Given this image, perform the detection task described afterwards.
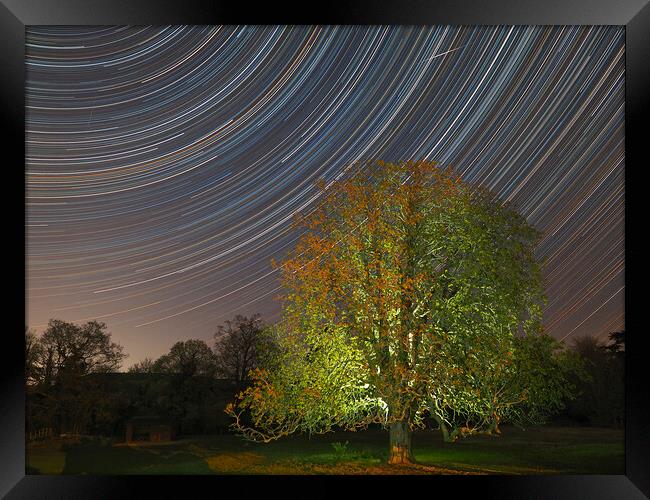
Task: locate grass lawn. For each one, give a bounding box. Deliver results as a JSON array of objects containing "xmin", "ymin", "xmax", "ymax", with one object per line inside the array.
[{"xmin": 25, "ymin": 425, "xmax": 624, "ymax": 475}]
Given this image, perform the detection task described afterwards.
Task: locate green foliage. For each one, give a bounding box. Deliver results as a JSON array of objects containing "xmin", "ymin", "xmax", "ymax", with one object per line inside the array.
[
  {"xmin": 227, "ymin": 322, "xmax": 383, "ymax": 442},
  {"xmin": 226, "ymin": 160, "xmax": 572, "ymax": 451},
  {"xmin": 330, "ymin": 441, "xmax": 350, "ymax": 460}
]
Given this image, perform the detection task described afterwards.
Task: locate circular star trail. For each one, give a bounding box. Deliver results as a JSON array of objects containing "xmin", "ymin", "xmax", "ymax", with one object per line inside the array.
[{"xmin": 25, "ymin": 26, "xmax": 625, "ymax": 366}]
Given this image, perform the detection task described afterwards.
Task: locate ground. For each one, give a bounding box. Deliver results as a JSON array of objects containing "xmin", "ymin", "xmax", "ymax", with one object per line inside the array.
[{"xmin": 25, "ymin": 425, "xmax": 624, "ymax": 475}]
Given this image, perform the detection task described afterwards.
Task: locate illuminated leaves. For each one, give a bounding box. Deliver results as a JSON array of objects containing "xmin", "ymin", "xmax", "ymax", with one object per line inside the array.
[{"xmin": 227, "ymin": 160, "xmax": 560, "ymax": 442}]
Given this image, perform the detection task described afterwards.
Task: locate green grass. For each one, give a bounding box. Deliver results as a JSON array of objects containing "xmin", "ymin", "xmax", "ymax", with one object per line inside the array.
[
  {"xmin": 25, "ymin": 445, "xmax": 66, "ymax": 474},
  {"xmin": 410, "ymin": 426, "xmax": 624, "ymax": 474},
  {"xmin": 26, "ymin": 425, "xmax": 624, "ymax": 475}
]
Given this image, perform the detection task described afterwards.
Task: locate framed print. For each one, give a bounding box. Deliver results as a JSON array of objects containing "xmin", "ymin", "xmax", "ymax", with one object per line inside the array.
[{"xmin": 1, "ymin": 0, "xmax": 648, "ymax": 498}]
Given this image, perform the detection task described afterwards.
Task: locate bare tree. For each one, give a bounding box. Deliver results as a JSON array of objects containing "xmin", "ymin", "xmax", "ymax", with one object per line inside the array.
[
  {"xmin": 38, "ymin": 319, "xmax": 126, "ymax": 382},
  {"xmin": 128, "ymin": 357, "xmax": 156, "ymax": 373},
  {"xmin": 27, "ymin": 319, "xmax": 126, "ymax": 435},
  {"xmin": 213, "ymin": 314, "xmax": 269, "ymax": 383},
  {"xmin": 25, "ymin": 327, "xmax": 44, "ymax": 386}
]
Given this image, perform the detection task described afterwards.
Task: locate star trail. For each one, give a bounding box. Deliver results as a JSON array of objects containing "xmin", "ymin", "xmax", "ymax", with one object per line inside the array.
[{"xmin": 25, "ymin": 26, "xmax": 625, "ymax": 367}]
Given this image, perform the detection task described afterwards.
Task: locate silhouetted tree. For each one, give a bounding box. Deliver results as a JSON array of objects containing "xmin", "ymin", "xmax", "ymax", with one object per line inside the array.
[
  {"xmin": 153, "ymin": 339, "xmax": 217, "ymax": 377},
  {"xmin": 150, "ymin": 339, "xmax": 218, "ymax": 434},
  {"xmin": 25, "ymin": 327, "xmax": 43, "ymax": 386},
  {"xmin": 213, "ymin": 314, "xmax": 271, "ymax": 383},
  {"xmin": 127, "ymin": 357, "xmax": 156, "ymax": 374},
  {"xmin": 605, "ymin": 330, "xmax": 625, "ymax": 356},
  {"xmin": 566, "ymin": 332, "xmax": 624, "ymax": 428},
  {"xmin": 26, "ymin": 319, "xmax": 126, "ymax": 435},
  {"xmin": 38, "ymin": 320, "xmax": 126, "ymax": 379}
]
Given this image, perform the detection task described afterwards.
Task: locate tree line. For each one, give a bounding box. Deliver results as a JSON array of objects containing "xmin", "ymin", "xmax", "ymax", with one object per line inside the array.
[
  {"xmin": 126, "ymin": 314, "xmax": 273, "ymax": 382},
  {"xmin": 25, "ymin": 316, "xmax": 624, "ymax": 440},
  {"xmin": 559, "ymin": 331, "xmax": 625, "ymax": 428},
  {"xmin": 25, "ymin": 314, "xmax": 272, "ymax": 437}
]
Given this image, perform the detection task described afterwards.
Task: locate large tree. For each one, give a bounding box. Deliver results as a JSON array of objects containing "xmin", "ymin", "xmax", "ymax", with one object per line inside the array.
[
  {"xmin": 227, "ymin": 160, "xmax": 553, "ymax": 464},
  {"xmin": 27, "ymin": 319, "xmax": 126, "ymax": 434},
  {"xmin": 37, "ymin": 319, "xmax": 126, "ymax": 383}
]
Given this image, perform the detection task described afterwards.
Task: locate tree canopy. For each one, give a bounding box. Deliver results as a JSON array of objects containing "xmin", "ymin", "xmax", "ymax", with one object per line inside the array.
[
  {"xmin": 25, "ymin": 319, "xmax": 126, "ymax": 435},
  {"xmin": 152, "ymin": 339, "xmax": 217, "ymax": 378},
  {"xmin": 564, "ymin": 333, "xmax": 624, "ymax": 427},
  {"xmin": 226, "ymin": 160, "xmax": 571, "ymax": 464},
  {"xmin": 35, "ymin": 319, "xmax": 126, "ymax": 384},
  {"xmin": 213, "ymin": 314, "xmax": 273, "ymax": 383}
]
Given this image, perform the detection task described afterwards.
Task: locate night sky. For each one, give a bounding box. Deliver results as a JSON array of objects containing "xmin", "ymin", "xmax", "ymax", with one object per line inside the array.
[{"xmin": 25, "ymin": 26, "xmax": 625, "ymax": 368}]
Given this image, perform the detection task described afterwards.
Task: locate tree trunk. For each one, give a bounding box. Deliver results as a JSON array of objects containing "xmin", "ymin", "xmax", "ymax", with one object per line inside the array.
[
  {"xmin": 441, "ymin": 420, "xmax": 455, "ymax": 442},
  {"xmin": 431, "ymin": 412, "xmax": 460, "ymax": 443},
  {"xmin": 493, "ymin": 414, "xmax": 501, "ymax": 434},
  {"xmin": 388, "ymin": 420, "xmax": 415, "ymax": 464},
  {"xmin": 486, "ymin": 414, "xmax": 501, "ymax": 436}
]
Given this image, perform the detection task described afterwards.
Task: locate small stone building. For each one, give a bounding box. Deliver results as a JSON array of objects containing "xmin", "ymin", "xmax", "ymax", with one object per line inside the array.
[{"xmin": 125, "ymin": 416, "xmax": 177, "ymax": 443}]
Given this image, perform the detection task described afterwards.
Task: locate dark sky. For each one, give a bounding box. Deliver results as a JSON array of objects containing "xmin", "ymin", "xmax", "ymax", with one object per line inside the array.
[{"xmin": 25, "ymin": 26, "xmax": 625, "ymax": 368}]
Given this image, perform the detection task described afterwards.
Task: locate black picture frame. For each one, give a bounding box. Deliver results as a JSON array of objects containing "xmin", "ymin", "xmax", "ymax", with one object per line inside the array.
[{"xmin": 2, "ymin": 1, "xmax": 648, "ymax": 498}]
